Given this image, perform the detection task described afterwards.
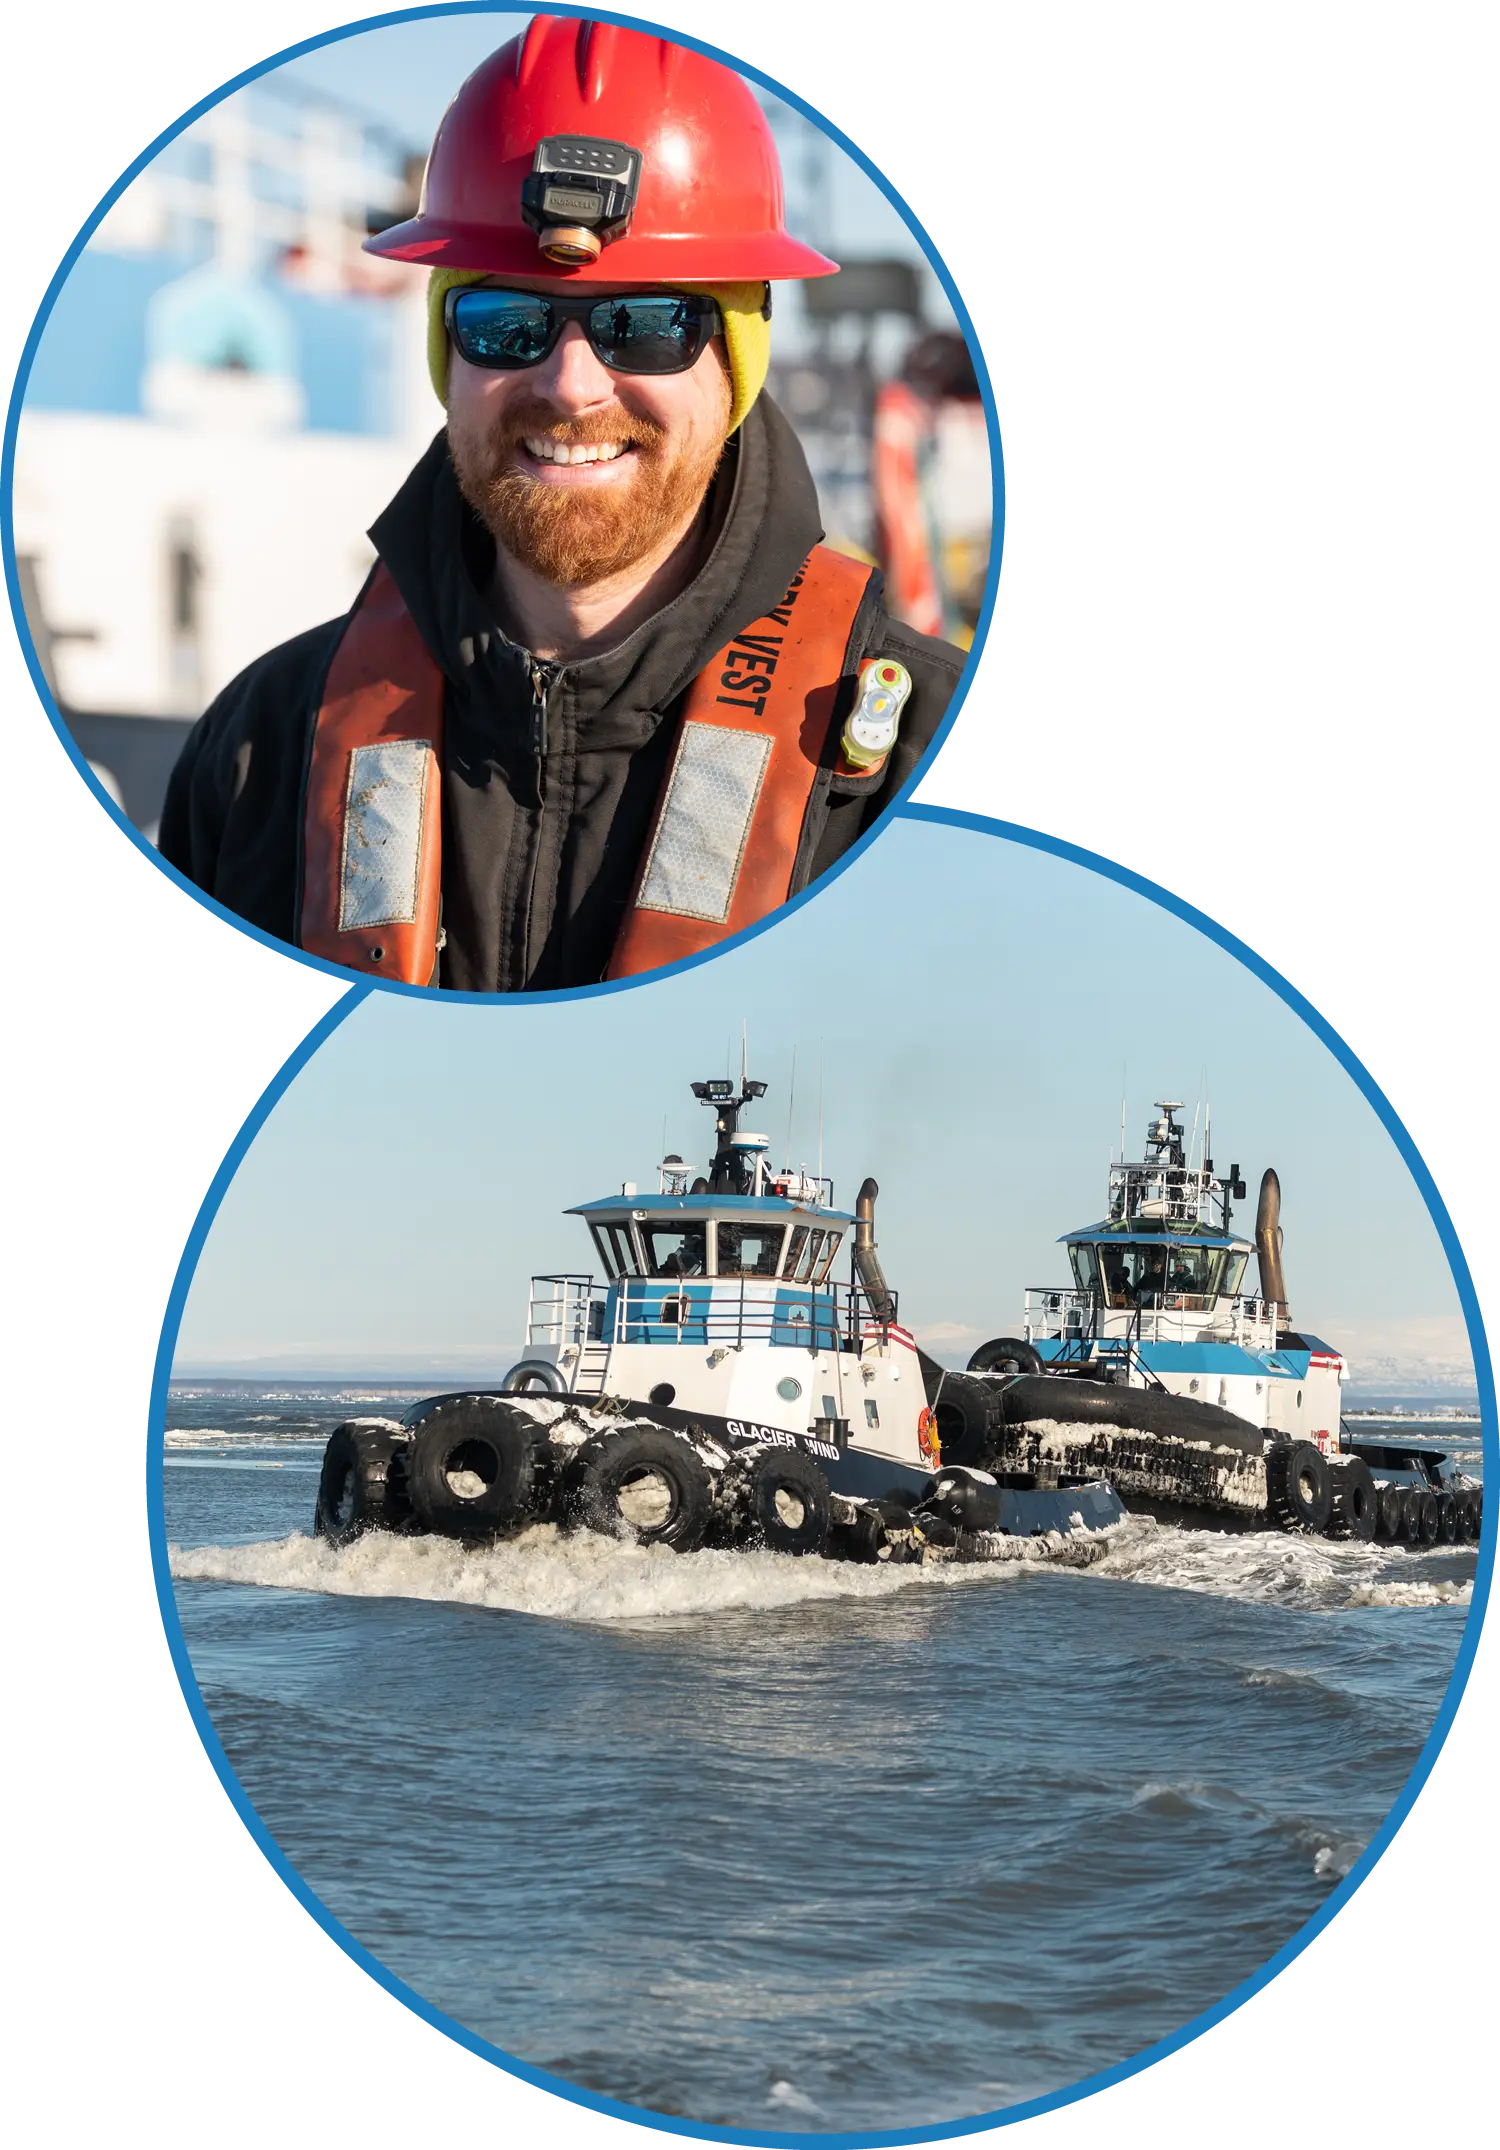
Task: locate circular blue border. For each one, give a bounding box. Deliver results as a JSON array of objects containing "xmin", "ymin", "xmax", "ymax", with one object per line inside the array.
[
  {"xmin": 146, "ymin": 800, "xmax": 1496, "ymax": 2147},
  {"xmin": 1, "ymin": 1, "xmax": 1005, "ymax": 1007}
]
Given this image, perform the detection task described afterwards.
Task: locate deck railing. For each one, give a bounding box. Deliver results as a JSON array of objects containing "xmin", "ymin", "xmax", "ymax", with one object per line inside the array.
[
  {"xmin": 525, "ymin": 1271, "xmax": 900, "ymax": 1361},
  {"xmin": 1023, "ymin": 1286, "xmax": 1279, "ymax": 1351}
]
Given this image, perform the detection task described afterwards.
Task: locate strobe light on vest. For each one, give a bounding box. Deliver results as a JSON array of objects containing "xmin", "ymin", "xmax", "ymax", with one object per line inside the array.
[
  {"xmin": 521, "ymin": 136, "xmax": 643, "ymax": 264},
  {"xmin": 842, "ymin": 658, "xmax": 912, "ymax": 771}
]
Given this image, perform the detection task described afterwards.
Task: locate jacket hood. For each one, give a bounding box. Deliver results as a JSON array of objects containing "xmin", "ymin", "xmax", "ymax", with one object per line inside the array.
[{"xmin": 367, "ymin": 394, "xmax": 825, "ymax": 749}]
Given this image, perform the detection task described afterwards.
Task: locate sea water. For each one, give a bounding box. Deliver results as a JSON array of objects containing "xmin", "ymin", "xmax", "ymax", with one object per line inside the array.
[{"xmin": 162, "ymin": 1385, "xmax": 1483, "ymax": 2134}]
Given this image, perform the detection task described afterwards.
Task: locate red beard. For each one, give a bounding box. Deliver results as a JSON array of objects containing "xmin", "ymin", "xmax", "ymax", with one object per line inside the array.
[{"xmin": 449, "ymin": 390, "xmax": 730, "ymax": 589}]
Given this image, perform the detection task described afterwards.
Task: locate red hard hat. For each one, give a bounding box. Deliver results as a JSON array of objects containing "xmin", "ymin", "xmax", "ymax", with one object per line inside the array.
[{"xmin": 364, "ymin": 15, "xmax": 838, "ymax": 282}]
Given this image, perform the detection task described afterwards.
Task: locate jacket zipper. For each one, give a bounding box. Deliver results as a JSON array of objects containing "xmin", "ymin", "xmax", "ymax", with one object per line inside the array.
[{"xmin": 516, "ymin": 653, "xmax": 563, "ymax": 986}]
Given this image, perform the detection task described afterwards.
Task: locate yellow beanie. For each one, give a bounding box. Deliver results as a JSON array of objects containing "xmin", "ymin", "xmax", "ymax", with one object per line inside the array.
[{"xmin": 426, "ymin": 270, "xmax": 771, "ymax": 435}]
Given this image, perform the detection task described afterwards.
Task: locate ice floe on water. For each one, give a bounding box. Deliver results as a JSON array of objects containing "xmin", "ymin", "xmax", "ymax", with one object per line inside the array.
[
  {"xmin": 164, "ymin": 1428, "xmax": 323, "ymax": 1449},
  {"xmin": 766, "ymin": 2080, "xmax": 826, "ymax": 2119}
]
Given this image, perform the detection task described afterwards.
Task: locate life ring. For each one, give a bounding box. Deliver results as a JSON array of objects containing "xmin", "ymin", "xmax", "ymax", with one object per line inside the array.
[
  {"xmin": 500, "ymin": 1359, "xmax": 568, "ymax": 1395},
  {"xmin": 917, "ymin": 1406, "xmax": 941, "ymax": 1464}
]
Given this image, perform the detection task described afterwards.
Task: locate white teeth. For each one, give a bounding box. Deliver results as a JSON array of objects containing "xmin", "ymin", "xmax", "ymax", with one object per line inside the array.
[{"xmin": 522, "ymin": 437, "xmax": 626, "ymax": 465}]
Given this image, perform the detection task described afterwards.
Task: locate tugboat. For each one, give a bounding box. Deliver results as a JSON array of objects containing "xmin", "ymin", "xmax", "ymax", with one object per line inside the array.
[
  {"xmin": 312, "ymin": 1070, "xmax": 1125, "ymax": 1562},
  {"xmin": 955, "ymin": 1102, "xmax": 1483, "ymax": 1546}
]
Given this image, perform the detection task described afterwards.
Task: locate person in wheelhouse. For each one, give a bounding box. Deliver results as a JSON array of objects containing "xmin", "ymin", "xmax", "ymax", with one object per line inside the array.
[{"xmin": 159, "ymin": 16, "xmax": 970, "ymax": 991}]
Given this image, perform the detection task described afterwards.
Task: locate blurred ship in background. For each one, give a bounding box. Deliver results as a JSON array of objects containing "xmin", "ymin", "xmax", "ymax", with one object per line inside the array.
[{"xmin": 14, "ymin": 75, "xmax": 992, "ymax": 838}]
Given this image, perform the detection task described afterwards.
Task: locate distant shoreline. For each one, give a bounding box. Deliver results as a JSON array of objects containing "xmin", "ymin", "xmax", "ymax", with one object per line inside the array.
[{"xmin": 166, "ymin": 1373, "xmax": 1483, "ymax": 1421}]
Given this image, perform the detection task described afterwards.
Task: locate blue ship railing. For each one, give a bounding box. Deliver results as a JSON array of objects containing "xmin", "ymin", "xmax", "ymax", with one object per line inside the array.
[{"xmin": 525, "ymin": 1272, "xmax": 900, "ymax": 1356}]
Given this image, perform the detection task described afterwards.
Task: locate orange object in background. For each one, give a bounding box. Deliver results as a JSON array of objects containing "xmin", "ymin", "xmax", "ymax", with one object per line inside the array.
[
  {"xmin": 872, "ymin": 378, "xmax": 944, "ymax": 638},
  {"xmin": 872, "ymin": 331, "xmax": 989, "ymax": 645}
]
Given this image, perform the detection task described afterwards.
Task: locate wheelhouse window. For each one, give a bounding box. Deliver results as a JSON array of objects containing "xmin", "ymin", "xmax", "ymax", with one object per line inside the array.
[
  {"xmin": 1222, "ymin": 1252, "xmax": 1249, "ymax": 1297},
  {"xmin": 1096, "ymin": 1242, "xmax": 1225, "ymax": 1306},
  {"xmin": 784, "ymin": 1226, "xmax": 825, "ymax": 1283},
  {"xmin": 639, "ymin": 1223, "xmax": 709, "ymax": 1277},
  {"xmin": 1163, "ymin": 1246, "xmax": 1225, "ymax": 1298},
  {"xmin": 1068, "ymin": 1242, "xmax": 1100, "ymax": 1295},
  {"xmin": 715, "ymin": 1222, "xmax": 787, "ymax": 1276},
  {"xmin": 589, "ymin": 1222, "xmax": 642, "ymax": 1279},
  {"xmin": 813, "ymin": 1231, "xmax": 843, "ymax": 1284}
]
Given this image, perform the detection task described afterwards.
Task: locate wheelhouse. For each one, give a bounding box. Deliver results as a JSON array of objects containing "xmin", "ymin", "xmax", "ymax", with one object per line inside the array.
[
  {"xmin": 1066, "ymin": 1232, "xmax": 1251, "ymax": 1313},
  {"xmin": 1024, "ymin": 1102, "xmax": 1274, "ymax": 1350},
  {"xmin": 576, "ymin": 1197, "xmax": 850, "ymax": 1287}
]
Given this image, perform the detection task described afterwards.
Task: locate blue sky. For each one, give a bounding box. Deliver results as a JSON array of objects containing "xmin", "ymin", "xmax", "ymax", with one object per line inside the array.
[{"xmin": 175, "ymin": 818, "xmax": 1468, "ymax": 1378}]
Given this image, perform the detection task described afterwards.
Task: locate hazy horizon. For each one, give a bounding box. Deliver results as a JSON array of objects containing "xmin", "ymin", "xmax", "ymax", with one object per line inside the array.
[{"xmin": 171, "ymin": 821, "xmax": 1481, "ymax": 1402}]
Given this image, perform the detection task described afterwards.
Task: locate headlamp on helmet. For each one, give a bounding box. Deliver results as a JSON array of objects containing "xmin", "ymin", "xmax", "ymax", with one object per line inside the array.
[{"xmin": 521, "ymin": 136, "xmax": 643, "ymax": 265}]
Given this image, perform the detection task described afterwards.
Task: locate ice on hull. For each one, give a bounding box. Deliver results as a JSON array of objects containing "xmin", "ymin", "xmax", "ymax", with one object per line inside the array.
[
  {"xmin": 313, "ymin": 1067, "xmax": 1127, "ymax": 1565},
  {"xmin": 965, "ymin": 1103, "xmax": 1482, "ymax": 1545}
]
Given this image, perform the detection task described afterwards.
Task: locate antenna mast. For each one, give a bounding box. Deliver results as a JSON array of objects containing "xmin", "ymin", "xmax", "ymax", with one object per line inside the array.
[{"xmin": 816, "ymin": 1052, "xmax": 824, "ymax": 1190}]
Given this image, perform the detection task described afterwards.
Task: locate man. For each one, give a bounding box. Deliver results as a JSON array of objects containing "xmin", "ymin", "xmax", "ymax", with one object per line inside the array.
[{"xmin": 159, "ymin": 17, "xmax": 971, "ymax": 990}]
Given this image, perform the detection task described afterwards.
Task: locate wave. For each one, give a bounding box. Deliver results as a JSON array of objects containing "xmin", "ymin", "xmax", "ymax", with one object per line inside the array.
[
  {"xmin": 165, "ymin": 1517, "xmax": 1136, "ymax": 1624},
  {"xmin": 167, "ymin": 1504, "xmax": 1476, "ymax": 1622},
  {"xmin": 1084, "ymin": 1515, "xmax": 1475, "ymax": 1612},
  {"xmin": 170, "ymin": 1525, "xmax": 970, "ymax": 1622},
  {"xmin": 1125, "ymin": 1774, "xmax": 1367, "ymax": 1878}
]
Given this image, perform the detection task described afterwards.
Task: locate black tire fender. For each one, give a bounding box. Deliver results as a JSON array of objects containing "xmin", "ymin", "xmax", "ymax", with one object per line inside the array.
[
  {"xmin": 928, "ymin": 1371, "xmax": 1007, "ymax": 1468},
  {"xmin": 1415, "ymin": 1490, "xmax": 1441, "ymax": 1547},
  {"xmin": 1334, "ymin": 1457, "xmax": 1379, "ymax": 1541},
  {"xmin": 1461, "ymin": 1487, "xmax": 1485, "ymax": 1543},
  {"xmin": 314, "ymin": 1420, "xmax": 413, "ymax": 1546},
  {"xmin": 1400, "ymin": 1487, "xmax": 1426, "ymax": 1546},
  {"xmin": 923, "ymin": 1468, "xmax": 1004, "ymax": 1534},
  {"xmin": 1376, "ymin": 1482, "xmax": 1405, "ymax": 1541},
  {"xmin": 566, "ymin": 1423, "xmax": 715, "ymax": 1551},
  {"xmin": 831, "ymin": 1499, "xmax": 916, "ymax": 1565},
  {"xmin": 1433, "ymin": 1491, "xmax": 1460, "ymax": 1545},
  {"xmin": 406, "ymin": 1394, "xmax": 551, "ymax": 1539},
  {"xmin": 1270, "ymin": 1440, "xmax": 1334, "ymax": 1534},
  {"xmin": 967, "ymin": 1336, "xmax": 1044, "ymax": 1377},
  {"xmin": 732, "ymin": 1445, "xmax": 831, "ymax": 1556}
]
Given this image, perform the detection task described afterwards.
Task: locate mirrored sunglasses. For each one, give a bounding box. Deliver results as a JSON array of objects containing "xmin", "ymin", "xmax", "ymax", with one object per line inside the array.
[{"xmin": 444, "ymin": 287, "xmax": 724, "ymax": 376}]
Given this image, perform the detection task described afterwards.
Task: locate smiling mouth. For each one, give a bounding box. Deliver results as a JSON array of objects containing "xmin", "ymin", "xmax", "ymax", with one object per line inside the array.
[{"xmin": 520, "ymin": 436, "xmax": 632, "ymax": 467}]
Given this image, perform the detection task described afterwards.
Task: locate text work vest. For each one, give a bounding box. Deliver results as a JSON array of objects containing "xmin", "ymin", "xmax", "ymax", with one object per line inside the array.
[{"xmin": 297, "ymin": 546, "xmax": 877, "ymax": 986}]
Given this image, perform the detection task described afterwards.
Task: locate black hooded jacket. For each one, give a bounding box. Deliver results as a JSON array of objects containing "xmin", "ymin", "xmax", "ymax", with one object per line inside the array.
[{"xmin": 158, "ymin": 395, "xmax": 966, "ymax": 990}]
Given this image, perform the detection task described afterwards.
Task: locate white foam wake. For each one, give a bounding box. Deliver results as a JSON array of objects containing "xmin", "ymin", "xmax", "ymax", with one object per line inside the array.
[
  {"xmin": 1087, "ymin": 1515, "xmax": 1475, "ymax": 1611},
  {"xmin": 167, "ymin": 1516, "xmax": 1473, "ymax": 1623},
  {"xmin": 169, "ymin": 1524, "xmax": 968, "ymax": 1622}
]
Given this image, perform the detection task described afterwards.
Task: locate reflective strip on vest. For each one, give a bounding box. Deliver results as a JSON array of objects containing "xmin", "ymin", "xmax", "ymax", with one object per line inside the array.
[
  {"xmin": 605, "ymin": 546, "xmax": 872, "ymax": 978},
  {"xmin": 298, "ymin": 563, "xmax": 444, "ymax": 984},
  {"xmin": 298, "ymin": 545, "xmax": 875, "ymax": 987}
]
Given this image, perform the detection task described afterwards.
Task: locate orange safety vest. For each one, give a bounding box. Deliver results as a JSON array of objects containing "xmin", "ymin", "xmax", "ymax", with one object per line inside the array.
[{"xmin": 297, "ymin": 545, "xmax": 879, "ymax": 986}]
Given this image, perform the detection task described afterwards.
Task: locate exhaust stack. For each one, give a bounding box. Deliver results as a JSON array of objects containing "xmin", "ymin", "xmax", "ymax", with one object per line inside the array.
[
  {"xmin": 853, "ymin": 1178, "xmax": 896, "ymax": 1321},
  {"xmin": 1255, "ymin": 1168, "xmax": 1289, "ymax": 1324}
]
